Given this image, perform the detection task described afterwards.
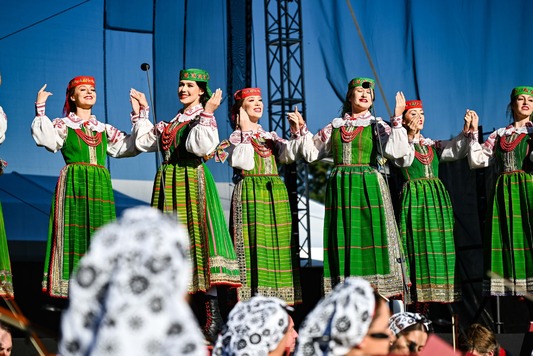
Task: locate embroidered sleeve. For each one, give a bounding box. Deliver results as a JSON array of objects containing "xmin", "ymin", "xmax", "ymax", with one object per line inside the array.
[
  {"xmin": 468, "ymin": 130, "xmax": 496, "ymax": 168},
  {"xmin": 105, "ymin": 123, "xmax": 140, "ymax": 158},
  {"xmin": 185, "ymin": 111, "xmax": 220, "ymax": 156},
  {"xmin": 31, "ymin": 105, "xmax": 67, "ymax": 153},
  {"xmin": 436, "ymin": 131, "xmax": 470, "ymax": 162},
  {"xmin": 228, "ymin": 130, "xmax": 255, "ymax": 170}
]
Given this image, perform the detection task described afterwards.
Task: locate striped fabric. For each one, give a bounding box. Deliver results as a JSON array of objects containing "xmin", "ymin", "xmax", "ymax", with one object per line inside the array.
[
  {"xmin": 399, "ymin": 144, "xmax": 460, "ymax": 303},
  {"xmin": 485, "ymin": 136, "xmax": 533, "ymax": 296},
  {"xmin": 0, "ymin": 202, "xmax": 13, "ymax": 299},
  {"xmin": 231, "ymin": 148, "xmax": 302, "ymax": 305},
  {"xmin": 42, "ymin": 128, "xmax": 116, "ymax": 298},
  {"xmin": 323, "ymin": 125, "xmax": 405, "ymax": 298},
  {"xmin": 152, "ymin": 122, "xmax": 241, "ymax": 293}
]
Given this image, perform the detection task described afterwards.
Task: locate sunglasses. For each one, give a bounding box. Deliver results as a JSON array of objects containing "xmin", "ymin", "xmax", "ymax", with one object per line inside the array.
[{"xmin": 368, "ymin": 332, "xmax": 390, "ymax": 339}]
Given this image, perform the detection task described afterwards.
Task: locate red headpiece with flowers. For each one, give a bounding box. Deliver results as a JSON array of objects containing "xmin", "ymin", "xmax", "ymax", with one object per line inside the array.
[{"xmin": 234, "ymin": 87, "xmax": 261, "ymax": 101}]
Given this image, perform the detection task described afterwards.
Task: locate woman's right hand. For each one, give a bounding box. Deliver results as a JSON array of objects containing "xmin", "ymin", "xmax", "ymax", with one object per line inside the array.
[
  {"xmin": 130, "ymin": 88, "xmax": 148, "ymax": 115},
  {"xmin": 463, "ymin": 109, "xmax": 479, "ymax": 132},
  {"xmin": 394, "ymin": 91, "xmax": 406, "ymax": 117},
  {"xmin": 238, "ymin": 107, "xmax": 252, "ymax": 131},
  {"xmin": 36, "ymin": 84, "xmax": 53, "ymax": 104}
]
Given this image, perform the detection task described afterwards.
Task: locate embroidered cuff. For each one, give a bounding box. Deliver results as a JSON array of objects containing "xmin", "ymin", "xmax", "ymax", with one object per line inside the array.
[
  {"xmin": 391, "ymin": 115, "xmax": 403, "ymax": 128},
  {"xmin": 35, "ymin": 102, "xmax": 46, "ymax": 116},
  {"xmin": 198, "ymin": 111, "xmax": 216, "ymax": 127}
]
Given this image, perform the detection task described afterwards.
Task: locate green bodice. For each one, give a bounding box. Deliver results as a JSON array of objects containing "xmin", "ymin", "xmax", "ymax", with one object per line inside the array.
[
  {"xmin": 61, "ymin": 127, "xmax": 108, "ymax": 165},
  {"xmin": 400, "ymin": 145, "xmax": 440, "ymax": 180},
  {"xmin": 161, "ymin": 120, "xmax": 202, "ymax": 164},
  {"xmin": 330, "ymin": 125, "xmax": 377, "ymax": 166},
  {"xmin": 495, "ymin": 134, "xmax": 532, "ymax": 173}
]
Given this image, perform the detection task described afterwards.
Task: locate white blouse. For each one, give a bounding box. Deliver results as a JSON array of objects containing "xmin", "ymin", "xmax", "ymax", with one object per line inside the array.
[
  {"xmin": 134, "ymin": 103, "xmax": 219, "ymax": 157},
  {"xmin": 31, "ymin": 103, "xmax": 139, "ymax": 158}
]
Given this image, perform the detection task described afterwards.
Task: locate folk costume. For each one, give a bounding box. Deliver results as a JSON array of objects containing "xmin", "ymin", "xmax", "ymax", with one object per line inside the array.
[
  {"xmin": 134, "ymin": 68, "xmax": 240, "ymax": 293},
  {"xmin": 227, "ymin": 88, "xmax": 302, "ymax": 305},
  {"xmin": 300, "ymin": 78, "xmax": 408, "ymax": 298},
  {"xmin": 388, "ymin": 100, "xmax": 467, "ymax": 303},
  {"xmin": 31, "ymin": 76, "xmax": 139, "ymax": 298},
  {"xmin": 468, "ymin": 86, "xmax": 533, "ymax": 296},
  {"xmin": 60, "ymin": 206, "xmax": 206, "ymax": 356},
  {"xmin": 133, "ymin": 69, "xmax": 240, "ymax": 343},
  {"xmin": 0, "ymin": 106, "xmax": 12, "ymax": 299}
]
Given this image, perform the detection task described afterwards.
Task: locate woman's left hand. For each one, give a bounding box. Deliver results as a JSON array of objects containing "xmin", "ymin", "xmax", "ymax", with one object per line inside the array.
[
  {"xmin": 204, "ymin": 88, "xmax": 223, "ymax": 114},
  {"xmin": 287, "ymin": 106, "xmax": 304, "ymax": 131}
]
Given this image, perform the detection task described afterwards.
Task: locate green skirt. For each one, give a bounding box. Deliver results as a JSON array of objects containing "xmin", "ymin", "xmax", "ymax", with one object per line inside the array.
[
  {"xmin": 399, "ymin": 177, "xmax": 460, "ymax": 303},
  {"xmin": 485, "ymin": 170, "xmax": 533, "ymax": 296},
  {"xmin": 231, "ymin": 174, "xmax": 302, "ymax": 305},
  {"xmin": 152, "ymin": 160, "xmax": 241, "ymax": 293},
  {"xmin": 43, "ymin": 163, "xmax": 116, "ymax": 298},
  {"xmin": 0, "ymin": 202, "xmax": 13, "ymax": 299},
  {"xmin": 323, "ymin": 165, "xmax": 405, "ymax": 298}
]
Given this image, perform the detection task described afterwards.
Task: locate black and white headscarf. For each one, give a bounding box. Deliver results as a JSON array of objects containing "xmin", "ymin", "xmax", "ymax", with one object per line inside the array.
[
  {"xmin": 388, "ymin": 312, "xmax": 431, "ymax": 336},
  {"xmin": 295, "ymin": 277, "xmax": 376, "ymax": 356},
  {"xmin": 59, "ymin": 206, "xmax": 206, "ymax": 356},
  {"xmin": 212, "ymin": 295, "xmax": 292, "ymax": 356}
]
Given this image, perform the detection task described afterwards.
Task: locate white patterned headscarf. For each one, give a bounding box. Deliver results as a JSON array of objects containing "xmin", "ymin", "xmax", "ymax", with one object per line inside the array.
[
  {"xmin": 295, "ymin": 277, "xmax": 376, "ymax": 356},
  {"xmin": 212, "ymin": 295, "xmax": 292, "ymax": 356},
  {"xmin": 389, "ymin": 312, "xmax": 431, "ymax": 336},
  {"xmin": 59, "ymin": 206, "xmax": 206, "ymax": 356}
]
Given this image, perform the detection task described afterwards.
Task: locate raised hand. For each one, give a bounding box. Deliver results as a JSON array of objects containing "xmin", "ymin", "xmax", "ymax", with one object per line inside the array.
[
  {"xmin": 287, "ymin": 106, "xmax": 304, "ymax": 131},
  {"xmin": 204, "ymin": 88, "xmax": 223, "ymax": 114},
  {"xmin": 130, "ymin": 88, "xmax": 148, "ymax": 115},
  {"xmin": 238, "ymin": 106, "xmax": 252, "ymax": 131},
  {"xmin": 394, "ymin": 91, "xmax": 406, "ymax": 117},
  {"xmin": 36, "ymin": 84, "xmax": 53, "ymax": 104},
  {"xmin": 463, "ymin": 109, "xmax": 479, "ymax": 133}
]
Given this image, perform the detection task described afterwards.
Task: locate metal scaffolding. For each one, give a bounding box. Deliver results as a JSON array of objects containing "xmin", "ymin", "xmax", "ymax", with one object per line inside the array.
[{"xmin": 263, "ymin": 0, "xmax": 312, "ymax": 266}]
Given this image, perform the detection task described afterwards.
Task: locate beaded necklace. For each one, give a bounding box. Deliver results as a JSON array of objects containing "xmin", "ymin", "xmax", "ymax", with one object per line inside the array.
[
  {"xmin": 414, "ymin": 144, "xmax": 434, "ymax": 165},
  {"xmin": 75, "ymin": 128, "xmax": 102, "ymax": 147},
  {"xmin": 499, "ymin": 133, "xmax": 526, "ymax": 152},
  {"xmin": 340, "ymin": 125, "xmax": 364, "ymax": 143},
  {"xmin": 161, "ymin": 121, "xmax": 189, "ymax": 151}
]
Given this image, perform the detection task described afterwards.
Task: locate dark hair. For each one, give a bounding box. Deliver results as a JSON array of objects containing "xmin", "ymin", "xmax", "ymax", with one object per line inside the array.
[
  {"xmin": 0, "ymin": 321, "xmax": 11, "ymax": 335},
  {"xmin": 196, "ymin": 81, "xmax": 210, "ymax": 107},
  {"xmin": 230, "ymin": 97, "xmax": 246, "ymax": 130}
]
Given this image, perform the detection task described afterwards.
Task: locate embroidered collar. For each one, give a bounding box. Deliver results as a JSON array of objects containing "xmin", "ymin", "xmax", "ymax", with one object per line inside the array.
[
  {"xmin": 173, "ymin": 104, "xmax": 204, "ymax": 123},
  {"xmin": 498, "ymin": 121, "xmax": 533, "ymax": 136},
  {"xmin": 63, "ymin": 113, "xmax": 105, "ymax": 132},
  {"xmin": 332, "ymin": 112, "xmax": 376, "ymax": 128},
  {"xmin": 250, "ymin": 125, "xmax": 276, "ymax": 140},
  {"xmin": 412, "ymin": 136, "xmax": 435, "ymax": 146}
]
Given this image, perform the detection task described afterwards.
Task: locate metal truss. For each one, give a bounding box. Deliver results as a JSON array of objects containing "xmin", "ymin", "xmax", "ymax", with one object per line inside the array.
[{"xmin": 263, "ymin": 0, "xmax": 312, "ymax": 266}]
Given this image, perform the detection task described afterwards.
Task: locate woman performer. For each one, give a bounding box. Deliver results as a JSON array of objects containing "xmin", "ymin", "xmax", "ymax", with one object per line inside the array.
[
  {"xmin": 226, "ymin": 87, "xmax": 302, "ymax": 305},
  {"xmin": 0, "ymin": 105, "xmax": 12, "ymax": 299},
  {"xmin": 31, "ymin": 76, "xmax": 140, "ymax": 299},
  {"xmin": 291, "ymin": 77, "xmax": 409, "ymax": 298},
  {"xmin": 387, "ymin": 94, "xmax": 471, "ymax": 304},
  {"xmin": 466, "ymin": 86, "xmax": 533, "ymax": 296},
  {"xmin": 130, "ymin": 68, "xmax": 241, "ymax": 344}
]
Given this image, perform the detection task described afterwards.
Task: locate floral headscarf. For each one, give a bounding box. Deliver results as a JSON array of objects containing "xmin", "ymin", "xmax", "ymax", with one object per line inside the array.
[
  {"xmin": 388, "ymin": 312, "xmax": 431, "ymax": 336},
  {"xmin": 295, "ymin": 277, "xmax": 376, "ymax": 356},
  {"xmin": 213, "ymin": 295, "xmax": 292, "ymax": 356},
  {"xmin": 59, "ymin": 206, "xmax": 206, "ymax": 356}
]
